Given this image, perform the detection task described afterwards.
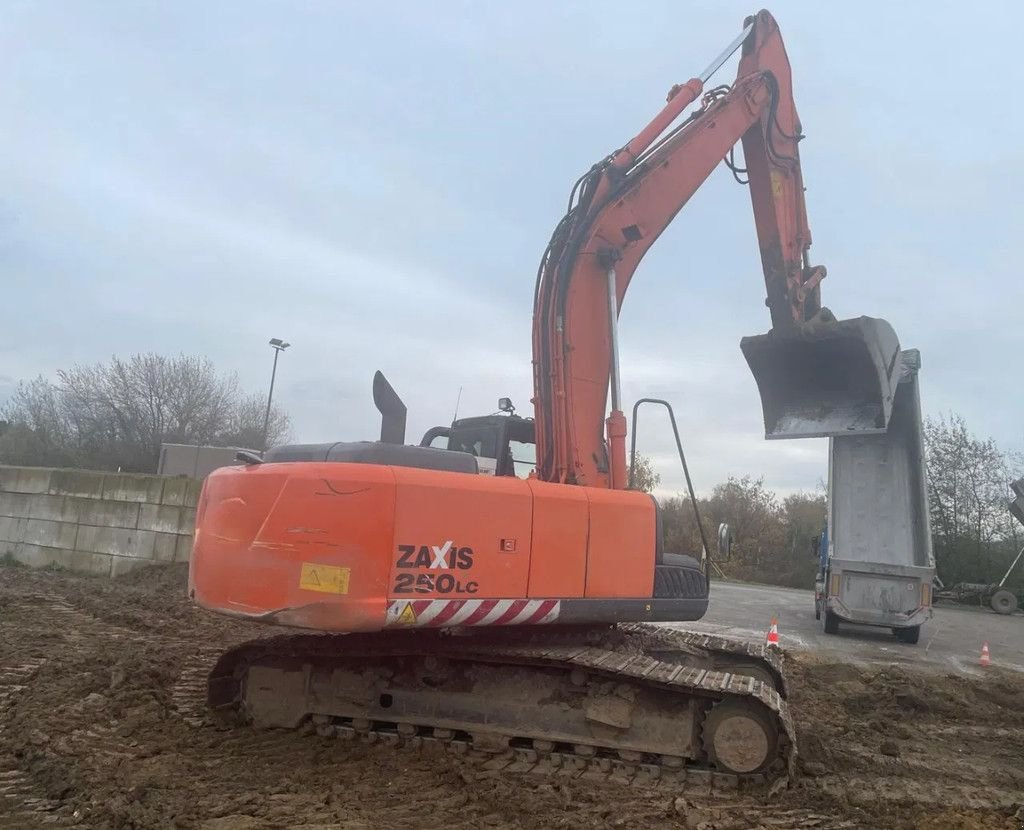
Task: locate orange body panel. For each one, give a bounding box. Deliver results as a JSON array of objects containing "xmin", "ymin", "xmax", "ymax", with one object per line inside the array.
[
  {"xmin": 189, "ymin": 462, "xmax": 660, "ymax": 632},
  {"xmin": 526, "ymin": 479, "xmax": 589, "ymax": 598},
  {"xmin": 190, "ymin": 463, "xmax": 395, "ymax": 631},
  {"xmin": 390, "ymin": 467, "xmax": 533, "ymax": 599},
  {"xmin": 584, "ymin": 487, "xmax": 656, "ymax": 598}
]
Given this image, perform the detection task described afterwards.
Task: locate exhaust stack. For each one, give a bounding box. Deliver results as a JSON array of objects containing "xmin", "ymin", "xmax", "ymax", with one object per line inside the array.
[
  {"xmin": 741, "ymin": 314, "xmax": 901, "ymax": 440},
  {"xmin": 372, "ymin": 371, "xmax": 407, "ymax": 445}
]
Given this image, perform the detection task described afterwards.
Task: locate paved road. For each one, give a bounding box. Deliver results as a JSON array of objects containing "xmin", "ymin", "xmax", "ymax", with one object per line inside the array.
[{"xmin": 668, "ymin": 580, "xmax": 1024, "ymax": 676}]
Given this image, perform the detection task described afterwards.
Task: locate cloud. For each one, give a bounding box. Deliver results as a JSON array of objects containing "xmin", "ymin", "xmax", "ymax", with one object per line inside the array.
[{"xmin": 0, "ymin": 0, "xmax": 1019, "ymax": 500}]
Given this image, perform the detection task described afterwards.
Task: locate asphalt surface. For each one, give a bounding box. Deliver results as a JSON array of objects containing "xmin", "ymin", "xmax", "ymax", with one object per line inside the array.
[{"xmin": 670, "ymin": 580, "xmax": 1024, "ymax": 676}]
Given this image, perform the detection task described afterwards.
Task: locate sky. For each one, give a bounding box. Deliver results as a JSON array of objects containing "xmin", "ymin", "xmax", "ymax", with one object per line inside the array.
[{"xmin": 1, "ymin": 1, "xmax": 1021, "ymax": 498}]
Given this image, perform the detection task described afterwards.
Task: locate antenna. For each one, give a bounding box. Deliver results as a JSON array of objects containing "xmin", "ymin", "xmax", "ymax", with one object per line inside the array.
[{"xmin": 451, "ymin": 386, "xmax": 463, "ymax": 426}]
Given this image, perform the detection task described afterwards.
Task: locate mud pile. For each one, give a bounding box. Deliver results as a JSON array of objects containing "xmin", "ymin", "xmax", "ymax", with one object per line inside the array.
[{"xmin": 0, "ymin": 564, "xmax": 1021, "ymax": 829}]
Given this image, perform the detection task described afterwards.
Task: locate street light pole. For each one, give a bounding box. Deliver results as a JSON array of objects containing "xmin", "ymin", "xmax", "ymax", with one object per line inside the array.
[{"xmin": 262, "ymin": 338, "xmax": 290, "ymax": 451}]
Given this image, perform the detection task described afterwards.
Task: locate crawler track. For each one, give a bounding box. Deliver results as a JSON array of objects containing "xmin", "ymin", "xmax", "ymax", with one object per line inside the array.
[{"xmin": 207, "ymin": 624, "xmax": 796, "ymax": 787}]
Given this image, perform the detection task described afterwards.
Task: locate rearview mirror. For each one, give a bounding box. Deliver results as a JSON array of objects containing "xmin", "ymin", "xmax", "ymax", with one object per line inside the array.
[{"xmin": 717, "ymin": 523, "xmax": 733, "ymax": 561}]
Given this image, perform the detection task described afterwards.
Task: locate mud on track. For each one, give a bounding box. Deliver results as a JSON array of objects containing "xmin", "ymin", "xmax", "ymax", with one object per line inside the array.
[{"xmin": 0, "ymin": 564, "xmax": 1021, "ymax": 830}]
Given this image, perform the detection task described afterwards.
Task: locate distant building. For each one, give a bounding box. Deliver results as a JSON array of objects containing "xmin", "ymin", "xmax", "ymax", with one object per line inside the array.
[{"xmin": 157, "ymin": 443, "xmax": 257, "ymax": 480}]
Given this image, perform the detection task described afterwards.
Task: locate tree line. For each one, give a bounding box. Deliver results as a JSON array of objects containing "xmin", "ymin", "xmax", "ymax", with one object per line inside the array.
[
  {"xmin": 629, "ymin": 456, "xmax": 826, "ymax": 588},
  {"xmin": 0, "ymin": 354, "xmax": 290, "ymax": 474},
  {"xmin": 2, "ymin": 353, "xmax": 1020, "ymax": 593},
  {"xmin": 923, "ymin": 414, "xmax": 1022, "ymax": 591},
  {"xmin": 658, "ymin": 476, "xmax": 825, "ymax": 590},
  {"xmin": 634, "ymin": 415, "xmax": 1022, "ymax": 592}
]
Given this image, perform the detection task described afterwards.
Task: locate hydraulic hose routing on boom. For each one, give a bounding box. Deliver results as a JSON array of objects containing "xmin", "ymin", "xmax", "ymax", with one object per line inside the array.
[{"xmin": 531, "ymin": 9, "xmax": 901, "ymax": 489}]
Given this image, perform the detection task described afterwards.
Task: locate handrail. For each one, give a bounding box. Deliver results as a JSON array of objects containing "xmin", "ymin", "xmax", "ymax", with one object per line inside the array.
[{"xmin": 629, "ymin": 398, "xmax": 712, "ymax": 579}]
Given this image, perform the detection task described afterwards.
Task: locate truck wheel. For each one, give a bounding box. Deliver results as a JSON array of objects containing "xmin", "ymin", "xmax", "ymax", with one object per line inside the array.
[
  {"xmin": 990, "ymin": 589, "xmax": 1018, "ymax": 615},
  {"xmin": 823, "ymin": 610, "xmax": 839, "ymax": 635},
  {"xmin": 894, "ymin": 626, "xmax": 920, "ymax": 645}
]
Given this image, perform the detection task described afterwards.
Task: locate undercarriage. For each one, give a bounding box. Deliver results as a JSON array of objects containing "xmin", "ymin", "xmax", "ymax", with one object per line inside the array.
[{"xmin": 207, "ymin": 624, "xmax": 795, "ymax": 788}]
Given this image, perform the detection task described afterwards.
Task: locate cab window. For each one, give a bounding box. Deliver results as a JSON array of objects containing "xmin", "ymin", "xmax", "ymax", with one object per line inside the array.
[{"xmin": 508, "ymin": 440, "xmax": 536, "ymax": 479}]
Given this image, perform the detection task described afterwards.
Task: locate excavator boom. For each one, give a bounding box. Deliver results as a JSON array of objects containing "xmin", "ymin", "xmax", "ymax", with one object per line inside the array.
[{"xmin": 532, "ymin": 10, "xmax": 900, "ymax": 487}]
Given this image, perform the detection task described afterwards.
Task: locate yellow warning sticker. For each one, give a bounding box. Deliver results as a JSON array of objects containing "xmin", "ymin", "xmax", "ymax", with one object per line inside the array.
[
  {"xmin": 299, "ymin": 563, "xmax": 351, "ymax": 595},
  {"xmin": 396, "ymin": 603, "xmax": 417, "ymax": 625}
]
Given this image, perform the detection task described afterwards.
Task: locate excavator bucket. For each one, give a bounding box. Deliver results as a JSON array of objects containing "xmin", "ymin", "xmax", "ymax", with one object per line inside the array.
[{"xmin": 740, "ymin": 315, "xmax": 901, "ymax": 440}]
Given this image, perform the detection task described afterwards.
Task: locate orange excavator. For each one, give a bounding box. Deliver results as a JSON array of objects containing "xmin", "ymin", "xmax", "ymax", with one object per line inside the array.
[{"xmin": 190, "ymin": 10, "xmax": 900, "ymax": 784}]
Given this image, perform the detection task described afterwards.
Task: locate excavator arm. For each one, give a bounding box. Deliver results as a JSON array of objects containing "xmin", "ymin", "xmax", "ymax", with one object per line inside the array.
[{"xmin": 532, "ymin": 10, "xmax": 899, "ymax": 489}]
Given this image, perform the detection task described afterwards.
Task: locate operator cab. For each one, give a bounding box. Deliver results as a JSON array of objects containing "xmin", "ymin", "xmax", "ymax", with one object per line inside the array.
[{"xmin": 421, "ymin": 398, "xmax": 536, "ymax": 478}]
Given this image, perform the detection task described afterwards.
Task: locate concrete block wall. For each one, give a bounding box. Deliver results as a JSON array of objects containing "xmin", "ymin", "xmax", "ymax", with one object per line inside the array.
[{"xmin": 0, "ymin": 465, "xmax": 201, "ymax": 577}]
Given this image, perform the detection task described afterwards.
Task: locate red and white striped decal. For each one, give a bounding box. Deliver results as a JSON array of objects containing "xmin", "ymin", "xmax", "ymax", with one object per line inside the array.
[{"xmin": 384, "ymin": 598, "xmax": 560, "ymax": 628}]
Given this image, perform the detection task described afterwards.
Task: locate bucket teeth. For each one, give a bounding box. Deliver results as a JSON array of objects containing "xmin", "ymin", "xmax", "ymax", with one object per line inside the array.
[{"xmin": 740, "ymin": 314, "xmax": 901, "ymax": 440}]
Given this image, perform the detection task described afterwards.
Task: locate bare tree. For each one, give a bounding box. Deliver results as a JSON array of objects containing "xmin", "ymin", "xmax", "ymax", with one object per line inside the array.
[
  {"xmin": 56, "ymin": 354, "xmax": 240, "ymax": 471},
  {"xmin": 0, "ymin": 354, "xmax": 291, "ymax": 473},
  {"xmin": 217, "ymin": 392, "xmax": 291, "ymax": 450},
  {"xmin": 0, "ymin": 377, "xmax": 76, "ymax": 467}
]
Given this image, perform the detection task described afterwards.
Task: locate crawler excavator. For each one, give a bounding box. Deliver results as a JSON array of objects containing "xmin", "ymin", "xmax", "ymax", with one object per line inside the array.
[{"xmin": 189, "ymin": 10, "xmax": 902, "ymax": 786}]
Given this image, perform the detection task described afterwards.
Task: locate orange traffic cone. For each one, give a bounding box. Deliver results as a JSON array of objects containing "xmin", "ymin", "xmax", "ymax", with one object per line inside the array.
[
  {"xmin": 766, "ymin": 617, "xmax": 780, "ymax": 648},
  {"xmin": 979, "ymin": 642, "xmax": 991, "ymax": 667}
]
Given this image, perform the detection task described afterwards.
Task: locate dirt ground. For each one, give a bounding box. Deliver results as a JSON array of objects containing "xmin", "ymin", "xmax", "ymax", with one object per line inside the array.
[{"xmin": 1, "ymin": 564, "xmax": 1021, "ymax": 830}]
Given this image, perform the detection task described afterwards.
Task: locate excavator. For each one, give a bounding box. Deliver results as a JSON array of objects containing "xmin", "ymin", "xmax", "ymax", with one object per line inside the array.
[{"xmin": 189, "ymin": 10, "xmax": 901, "ymax": 786}]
